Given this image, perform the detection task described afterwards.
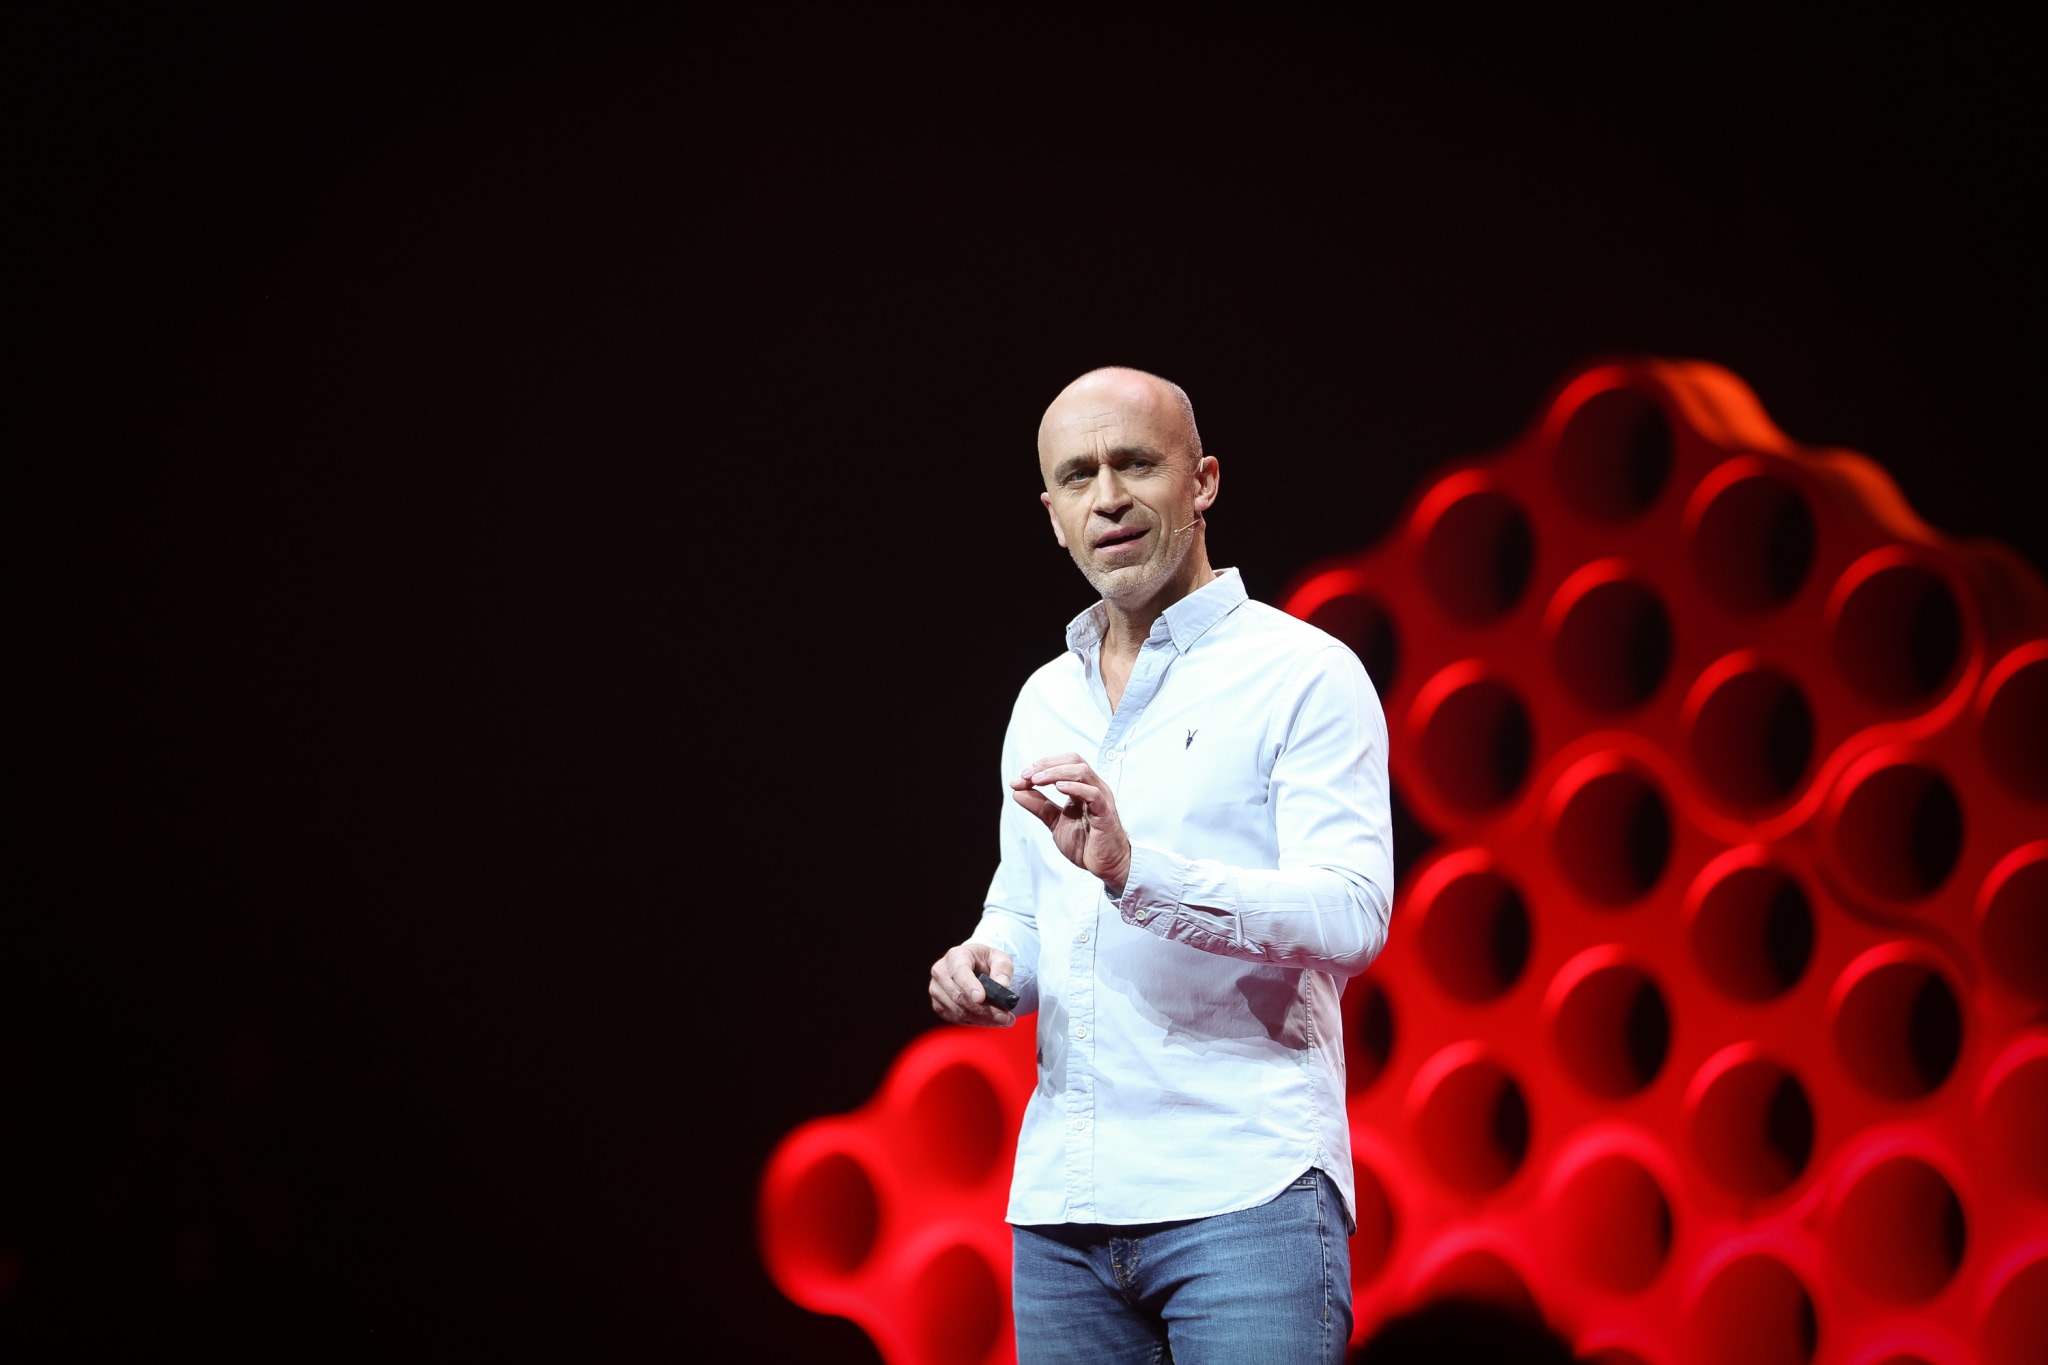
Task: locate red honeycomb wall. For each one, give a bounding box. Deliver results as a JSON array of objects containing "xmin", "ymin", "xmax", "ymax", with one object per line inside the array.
[{"xmin": 759, "ymin": 358, "xmax": 2048, "ymax": 1365}]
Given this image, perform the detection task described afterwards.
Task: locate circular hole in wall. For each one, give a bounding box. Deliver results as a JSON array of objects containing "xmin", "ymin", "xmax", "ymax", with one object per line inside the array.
[
  {"xmin": 1981, "ymin": 652, "xmax": 2048, "ymax": 800},
  {"xmin": 1691, "ymin": 667, "xmax": 1815, "ymax": 810},
  {"xmin": 1555, "ymin": 767, "xmax": 1672, "ymax": 906},
  {"xmin": 1692, "ymin": 1255, "xmax": 1817, "ymax": 1365},
  {"xmin": 1833, "ymin": 561, "xmax": 1964, "ymax": 709},
  {"xmin": 1834, "ymin": 956, "xmax": 1963, "ymax": 1101},
  {"xmin": 1555, "ymin": 962, "xmax": 1671, "ymax": 1099},
  {"xmin": 1833, "ymin": 761, "xmax": 1964, "ymax": 901},
  {"xmin": 1417, "ymin": 1057, "xmax": 1531, "ymax": 1194},
  {"xmin": 1980, "ymin": 850, "xmax": 2048, "ymax": 1000},
  {"xmin": 1828, "ymin": 1156, "xmax": 1965, "ymax": 1303},
  {"xmin": 1307, "ymin": 592, "xmax": 1401, "ymax": 694},
  {"xmin": 1557, "ymin": 1154, "xmax": 1673, "ymax": 1294},
  {"xmin": 1982, "ymin": 1255, "xmax": 2048, "ymax": 1365},
  {"xmin": 1693, "ymin": 473, "xmax": 1816, "ymax": 612},
  {"xmin": 1346, "ymin": 976, "xmax": 1394, "ymax": 1094},
  {"xmin": 1421, "ymin": 490, "xmax": 1536, "ymax": 623},
  {"xmin": 1420, "ymin": 868, "xmax": 1531, "ymax": 1003},
  {"xmin": 904, "ymin": 1062, "xmax": 1008, "ymax": 1188},
  {"xmin": 1692, "ymin": 1057, "xmax": 1814, "ymax": 1200},
  {"xmin": 1555, "ymin": 387, "xmax": 1673, "ymax": 522},
  {"xmin": 1351, "ymin": 1160, "xmax": 1397, "ymax": 1287},
  {"xmin": 1420, "ymin": 677, "xmax": 1534, "ymax": 813},
  {"xmin": 1981, "ymin": 1049, "xmax": 2048, "ymax": 1199},
  {"xmin": 908, "ymin": 1243, "xmax": 1005, "ymax": 1365},
  {"xmin": 1692, "ymin": 862, "xmax": 1814, "ymax": 1001},
  {"xmin": 1554, "ymin": 578, "xmax": 1674, "ymax": 713},
  {"xmin": 777, "ymin": 1150, "xmax": 880, "ymax": 1280}
]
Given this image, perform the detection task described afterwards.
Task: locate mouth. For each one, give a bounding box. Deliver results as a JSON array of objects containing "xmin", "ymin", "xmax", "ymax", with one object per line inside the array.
[{"xmin": 1093, "ymin": 526, "xmax": 1148, "ymax": 554}]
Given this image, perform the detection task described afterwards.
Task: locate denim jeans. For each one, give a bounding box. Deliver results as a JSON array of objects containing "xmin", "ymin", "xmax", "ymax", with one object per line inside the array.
[{"xmin": 1012, "ymin": 1169, "xmax": 1353, "ymax": 1365}]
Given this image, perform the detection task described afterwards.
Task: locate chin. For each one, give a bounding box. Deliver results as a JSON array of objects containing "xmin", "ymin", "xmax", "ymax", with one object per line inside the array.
[{"xmin": 1083, "ymin": 563, "xmax": 1163, "ymax": 602}]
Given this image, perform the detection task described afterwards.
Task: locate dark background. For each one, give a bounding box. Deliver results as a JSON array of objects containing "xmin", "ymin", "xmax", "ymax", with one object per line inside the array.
[{"xmin": 15, "ymin": 7, "xmax": 2034, "ymax": 1360}]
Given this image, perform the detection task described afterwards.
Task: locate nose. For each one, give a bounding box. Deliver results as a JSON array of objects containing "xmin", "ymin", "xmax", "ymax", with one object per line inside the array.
[{"xmin": 1090, "ymin": 464, "xmax": 1134, "ymax": 518}]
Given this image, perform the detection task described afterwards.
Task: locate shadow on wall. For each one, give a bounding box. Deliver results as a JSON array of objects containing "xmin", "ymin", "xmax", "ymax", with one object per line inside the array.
[{"xmin": 1351, "ymin": 1298, "xmax": 1577, "ymax": 1364}]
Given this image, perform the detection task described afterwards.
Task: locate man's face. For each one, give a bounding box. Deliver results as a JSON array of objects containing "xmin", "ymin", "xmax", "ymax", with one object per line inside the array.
[{"xmin": 1037, "ymin": 383, "xmax": 1217, "ymax": 607}]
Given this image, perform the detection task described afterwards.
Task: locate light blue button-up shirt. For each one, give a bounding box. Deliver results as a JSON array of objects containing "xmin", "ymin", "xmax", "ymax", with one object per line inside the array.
[{"xmin": 970, "ymin": 568, "xmax": 1393, "ymax": 1228}]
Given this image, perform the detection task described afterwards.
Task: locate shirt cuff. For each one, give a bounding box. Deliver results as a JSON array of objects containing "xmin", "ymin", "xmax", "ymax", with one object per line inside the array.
[
  {"xmin": 1116, "ymin": 842, "xmax": 1253, "ymax": 957},
  {"xmin": 1115, "ymin": 841, "xmax": 1186, "ymax": 931}
]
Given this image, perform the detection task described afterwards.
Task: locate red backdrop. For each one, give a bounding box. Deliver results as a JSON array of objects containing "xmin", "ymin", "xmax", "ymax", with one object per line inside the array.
[{"xmin": 760, "ymin": 357, "xmax": 2046, "ymax": 1365}]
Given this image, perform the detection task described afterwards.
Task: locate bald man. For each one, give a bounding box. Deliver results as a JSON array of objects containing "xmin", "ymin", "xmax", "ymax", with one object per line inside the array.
[{"xmin": 928, "ymin": 369, "xmax": 1394, "ymax": 1364}]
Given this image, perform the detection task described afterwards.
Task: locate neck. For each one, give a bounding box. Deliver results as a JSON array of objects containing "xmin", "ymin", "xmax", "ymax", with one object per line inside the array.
[{"xmin": 1099, "ymin": 548, "xmax": 1216, "ymax": 660}]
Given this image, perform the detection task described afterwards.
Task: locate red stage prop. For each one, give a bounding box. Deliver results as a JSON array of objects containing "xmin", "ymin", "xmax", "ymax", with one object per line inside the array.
[{"xmin": 759, "ymin": 358, "xmax": 2047, "ymax": 1365}]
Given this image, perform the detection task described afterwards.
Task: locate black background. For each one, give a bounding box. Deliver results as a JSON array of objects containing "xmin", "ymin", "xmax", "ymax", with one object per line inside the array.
[{"xmin": 15, "ymin": 7, "xmax": 2034, "ymax": 1360}]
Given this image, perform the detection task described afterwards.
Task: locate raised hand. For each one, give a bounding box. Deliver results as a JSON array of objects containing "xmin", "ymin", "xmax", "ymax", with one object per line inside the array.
[{"xmin": 1010, "ymin": 753, "xmax": 1133, "ymax": 895}]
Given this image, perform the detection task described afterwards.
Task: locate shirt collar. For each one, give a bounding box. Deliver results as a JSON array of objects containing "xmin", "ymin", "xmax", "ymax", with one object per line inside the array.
[{"xmin": 1065, "ymin": 567, "xmax": 1247, "ymax": 660}]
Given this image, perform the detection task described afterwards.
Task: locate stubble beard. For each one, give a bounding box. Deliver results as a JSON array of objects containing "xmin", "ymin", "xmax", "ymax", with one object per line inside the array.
[{"xmin": 1076, "ymin": 523, "xmax": 1192, "ymax": 610}]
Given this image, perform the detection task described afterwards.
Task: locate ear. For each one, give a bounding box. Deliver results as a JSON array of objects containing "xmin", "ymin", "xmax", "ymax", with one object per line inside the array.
[
  {"xmin": 1193, "ymin": 454, "xmax": 1220, "ymax": 513},
  {"xmin": 1041, "ymin": 491, "xmax": 1068, "ymax": 548}
]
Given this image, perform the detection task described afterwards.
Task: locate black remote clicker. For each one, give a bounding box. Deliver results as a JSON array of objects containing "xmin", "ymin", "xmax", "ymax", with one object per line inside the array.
[{"xmin": 977, "ymin": 973, "xmax": 1020, "ymax": 1012}]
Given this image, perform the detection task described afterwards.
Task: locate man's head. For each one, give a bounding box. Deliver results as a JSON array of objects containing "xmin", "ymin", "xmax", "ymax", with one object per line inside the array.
[{"xmin": 1037, "ymin": 367, "xmax": 1220, "ymax": 611}]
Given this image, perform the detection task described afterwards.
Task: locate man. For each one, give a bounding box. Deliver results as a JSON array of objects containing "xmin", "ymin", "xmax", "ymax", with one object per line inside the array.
[{"xmin": 928, "ymin": 367, "xmax": 1394, "ymax": 1364}]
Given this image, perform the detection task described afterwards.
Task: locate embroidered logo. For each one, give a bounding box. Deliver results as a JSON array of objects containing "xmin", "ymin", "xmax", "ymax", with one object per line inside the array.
[{"xmin": 1185, "ymin": 729, "xmax": 1198, "ymax": 750}]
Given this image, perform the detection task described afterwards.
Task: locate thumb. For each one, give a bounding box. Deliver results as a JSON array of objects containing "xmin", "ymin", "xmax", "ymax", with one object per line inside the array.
[{"xmin": 1011, "ymin": 787, "xmax": 1059, "ymax": 828}]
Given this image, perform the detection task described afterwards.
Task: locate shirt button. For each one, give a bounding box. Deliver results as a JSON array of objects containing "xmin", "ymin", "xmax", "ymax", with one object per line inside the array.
[
  {"xmin": 1078, "ymin": 930, "xmax": 1091, "ymax": 943},
  {"xmin": 1075, "ymin": 1025, "xmax": 1088, "ymax": 1039},
  {"xmin": 1132, "ymin": 910, "xmax": 1149, "ymax": 923}
]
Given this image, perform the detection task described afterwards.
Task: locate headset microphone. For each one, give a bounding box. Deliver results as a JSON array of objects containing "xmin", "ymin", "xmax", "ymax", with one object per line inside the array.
[{"xmin": 1173, "ymin": 515, "xmax": 1204, "ymax": 534}]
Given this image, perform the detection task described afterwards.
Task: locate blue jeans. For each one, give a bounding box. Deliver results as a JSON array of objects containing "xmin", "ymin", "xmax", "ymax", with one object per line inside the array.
[{"xmin": 1012, "ymin": 1169, "xmax": 1352, "ymax": 1365}]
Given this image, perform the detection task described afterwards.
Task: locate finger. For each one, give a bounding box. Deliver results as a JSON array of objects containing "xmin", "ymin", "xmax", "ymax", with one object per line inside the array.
[
  {"xmin": 929, "ymin": 972, "xmax": 1012, "ymax": 1027},
  {"xmin": 930, "ymin": 956, "xmax": 974, "ymax": 1014},
  {"xmin": 936, "ymin": 969, "xmax": 988, "ymax": 1017},
  {"xmin": 952, "ymin": 969, "xmax": 985, "ymax": 1007},
  {"xmin": 929, "ymin": 976, "xmax": 969, "ymax": 1022},
  {"xmin": 1022, "ymin": 760, "xmax": 1100, "ymax": 787},
  {"xmin": 941, "ymin": 946, "xmax": 990, "ymax": 1005},
  {"xmin": 1010, "ymin": 787, "xmax": 1061, "ymax": 826},
  {"xmin": 934, "ymin": 993, "xmax": 1012, "ymax": 1028},
  {"xmin": 964, "ymin": 994, "xmax": 1014, "ymax": 1027},
  {"xmin": 1052, "ymin": 780, "xmax": 1103, "ymax": 805}
]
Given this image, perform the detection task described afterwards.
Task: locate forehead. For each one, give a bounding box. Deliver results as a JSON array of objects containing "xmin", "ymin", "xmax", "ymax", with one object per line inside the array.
[{"xmin": 1036, "ymin": 388, "xmax": 1181, "ymax": 475}]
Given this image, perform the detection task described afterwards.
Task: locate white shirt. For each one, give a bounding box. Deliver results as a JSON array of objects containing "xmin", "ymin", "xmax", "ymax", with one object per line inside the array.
[{"xmin": 970, "ymin": 568, "xmax": 1393, "ymax": 1228}]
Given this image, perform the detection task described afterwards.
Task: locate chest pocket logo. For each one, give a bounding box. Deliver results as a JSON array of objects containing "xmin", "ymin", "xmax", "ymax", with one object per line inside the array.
[{"xmin": 1185, "ymin": 728, "xmax": 1198, "ymax": 750}]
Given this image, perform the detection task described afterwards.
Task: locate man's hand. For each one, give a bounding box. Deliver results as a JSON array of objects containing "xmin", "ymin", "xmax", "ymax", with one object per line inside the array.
[
  {"xmin": 1010, "ymin": 753, "xmax": 1133, "ymax": 895},
  {"xmin": 929, "ymin": 943, "xmax": 1018, "ymax": 1027}
]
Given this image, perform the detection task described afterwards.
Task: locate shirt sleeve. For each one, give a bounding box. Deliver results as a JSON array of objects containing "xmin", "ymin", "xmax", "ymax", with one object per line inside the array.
[
  {"xmin": 1114, "ymin": 642, "xmax": 1393, "ymax": 977},
  {"xmin": 966, "ymin": 709, "xmax": 1044, "ymax": 1014}
]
